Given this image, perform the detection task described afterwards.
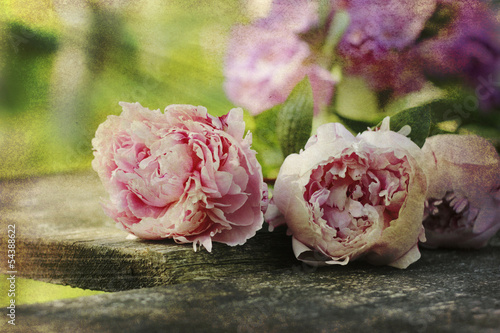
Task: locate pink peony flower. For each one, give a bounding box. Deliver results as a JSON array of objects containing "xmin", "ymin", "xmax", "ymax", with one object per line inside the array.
[
  {"xmin": 92, "ymin": 102, "xmax": 267, "ymax": 251},
  {"xmin": 223, "ymin": 1, "xmax": 335, "ymax": 116},
  {"xmin": 271, "ymin": 118, "xmax": 428, "ymax": 268},
  {"xmin": 421, "ymin": 134, "xmax": 500, "ymax": 248}
]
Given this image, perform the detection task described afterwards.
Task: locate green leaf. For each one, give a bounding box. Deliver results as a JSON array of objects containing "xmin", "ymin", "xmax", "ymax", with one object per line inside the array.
[
  {"xmin": 322, "ymin": 10, "xmax": 350, "ymax": 59},
  {"xmin": 333, "ymin": 112, "xmax": 377, "ymax": 134},
  {"xmin": 252, "ymin": 106, "xmax": 283, "ymax": 179},
  {"xmin": 276, "ymin": 77, "xmax": 314, "ymax": 157},
  {"xmin": 7, "ymin": 21, "xmax": 59, "ymax": 54},
  {"xmin": 383, "ymin": 83, "xmax": 445, "ymax": 116},
  {"xmin": 390, "ymin": 105, "xmax": 431, "ymax": 148}
]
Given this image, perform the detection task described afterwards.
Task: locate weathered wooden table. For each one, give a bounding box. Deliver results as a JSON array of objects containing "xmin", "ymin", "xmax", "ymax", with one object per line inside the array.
[{"xmin": 1, "ymin": 171, "xmax": 499, "ymax": 332}]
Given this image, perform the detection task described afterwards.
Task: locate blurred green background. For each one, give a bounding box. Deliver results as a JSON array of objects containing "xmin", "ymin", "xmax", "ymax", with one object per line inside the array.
[
  {"xmin": 0, "ymin": 0, "xmax": 269, "ymax": 179},
  {"xmin": 1, "ymin": 0, "xmax": 499, "ymax": 180}
]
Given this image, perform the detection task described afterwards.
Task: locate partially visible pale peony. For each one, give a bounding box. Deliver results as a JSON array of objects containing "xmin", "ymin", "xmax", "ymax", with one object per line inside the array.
[
  {"xmin": 223, "ymin": 0, "xmax": 335, "ymax": 116},
  {"xmin": 92, "ymin": 102, "xmax": 267, "ymax": 251},
  {"xmin": 421, "ymin": 134, "xmax": 500, "ymax": 248},
  {"xmin": 271, "ymin": 118, "xmax": 428, "ymax": 268}
]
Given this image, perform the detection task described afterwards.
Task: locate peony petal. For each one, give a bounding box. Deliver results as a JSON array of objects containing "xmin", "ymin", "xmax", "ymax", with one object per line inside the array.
[
  {"xmin": 223, "ymin": 108, "xmax": 245, "ymax": 139},
  {"xmin": 264, "ymin": 201, "xmax": 286, "ymax": 230},
  {"xmin": 292, "ymin": 237, "xmax": 349, "ymax": 266},
  {"xmin": 387, "ymin": 243, "xmax": 421, "ymax": 269}
]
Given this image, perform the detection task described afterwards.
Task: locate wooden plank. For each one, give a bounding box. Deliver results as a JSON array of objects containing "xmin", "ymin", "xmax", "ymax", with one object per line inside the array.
[
  {"xmin": 0, "ymin": 171, "xmax": 295, "ymax": 291},
  {"xmin": 17, "ymin": 251, "xmax": 500, "ymax": 332}
]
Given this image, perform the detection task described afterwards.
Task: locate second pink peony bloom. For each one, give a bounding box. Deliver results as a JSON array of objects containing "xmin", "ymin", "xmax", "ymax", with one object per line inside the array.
[
  {"xmin": 92, "ymin": 102, "xmax": 267, "ymax": 251},
  {"xmin": 271, "ymin": 118, "xmax": 428, "ymax": 268}
]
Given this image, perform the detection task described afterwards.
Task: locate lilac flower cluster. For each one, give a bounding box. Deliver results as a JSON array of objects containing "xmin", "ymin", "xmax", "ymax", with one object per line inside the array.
[
  {"xmin": 337, "ymin": 0, "xmax": 435, "ymax": 96},
  {"xmin": 224, "ymin": 0, "xmax": 500, "ymax": 112},
  {"xmin": 417, "ymin": 0, "xmax": 500, "ymax": 109}
]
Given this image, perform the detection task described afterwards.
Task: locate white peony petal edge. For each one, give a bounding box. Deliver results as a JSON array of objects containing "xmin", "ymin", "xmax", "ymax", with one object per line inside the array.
[{"xmin": 292, "ymin": 237, "xmax": 349, "ymax": 267}]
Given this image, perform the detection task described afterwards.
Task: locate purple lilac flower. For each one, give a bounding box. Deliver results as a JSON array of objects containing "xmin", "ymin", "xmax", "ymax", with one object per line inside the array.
[
  {"xmin": 337, "ymin": 0, "xmax": 437, "ymax": 96},
  {"xmin": 339, "ymin": 0, "xmax": 437, "ymax": 56},
  {"xmin": 417, "ymin": 0, "xmax": 500, "ymax": 111}
]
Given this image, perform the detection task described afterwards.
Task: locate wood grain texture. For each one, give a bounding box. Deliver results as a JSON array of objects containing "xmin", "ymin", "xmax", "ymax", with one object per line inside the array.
[
  {"xmin": 0, "ymin": 171, "xmax": 295, "ymax": 291},
  {"xmin": 17, "ymin": 253, "xmax": 500, "ymax": 332}
]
